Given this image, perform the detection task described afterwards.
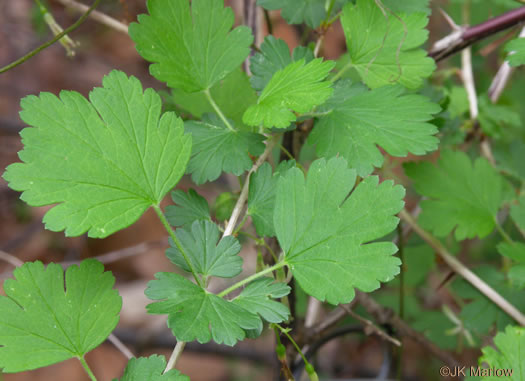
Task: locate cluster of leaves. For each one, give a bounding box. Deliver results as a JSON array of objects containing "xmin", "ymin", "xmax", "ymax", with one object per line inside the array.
[{"xmin": 2, "ymin": 0, "xmax": 525, "ymax": 379}]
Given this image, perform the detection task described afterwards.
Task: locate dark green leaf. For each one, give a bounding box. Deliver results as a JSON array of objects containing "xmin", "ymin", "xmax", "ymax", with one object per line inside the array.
[
  {"xmin": 165, "ymin": 189, "xmax": 211, "ymax": 228},
  {"xmin": 166, "ymin": 220, "xmax": 242, "ymax": 279},
  {"xmin": 117, "ymin": 356, "xmax": 189, "ymax": 381}
]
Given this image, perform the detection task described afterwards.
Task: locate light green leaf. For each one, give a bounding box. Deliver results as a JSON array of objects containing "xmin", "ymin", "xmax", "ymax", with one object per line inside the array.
[
  {"xmin": 274, "ymin": 157, "xmax": 405, "ymax": 304},
  {"xmin": 165, "ymin": 189, "xmax": 211, "ymax": 228},
  {"xmin": 0, "ymin": 260, "xmax": 121, "ymax": 372},
  {"xmin": 405, "ymin": 151, "xmax": 503, "ymax": 240},
  {"xmin": 232, "ymin": 278, "xmax": 291, "ymax": 324},
  {"xmin": 341, "ymin": 0, "xmax": 435, "ymax": 89},
  {"xmin": 478, "ymin": 326, "xmax": 525, "ymax": 380},
  {"xmin": 511, "ymin": 196, "xmax": 525, "ymax": 232},
  {"xmin": 248, "ymin": 163, "xmax": 278, "ymax": 237},
  {"xmin": 146, "ymin": 272, "xmax": 260, "ymax": 346},
  {"xmin": 250, "ymin": 36, "xmax": 314, "ymax": 92},
  {"xmin": 129, "ymin": 0, "xmax": 253, "ymax": 92},
  {"xmin": 166, "ymin": 220, "xmax": 242, "ymax": 279},
  {"xmin": 117, "ymin": 356, "xmax": 189, "ymax": 381},
  {"xmin": 214, "ymin": 192, "xmax": 238, "ymax": 221},
  {"xmin": 257, "ymin": 0, "xmax": 326, "ymax": 28},
  {"xmin": 170, "ymin": 69, "xmax": 257, "ymax": 130},
  {"xmin": 3, "ymin": 70, "xmax": 191, "ymax": 238},
  {"xmin": 478, "ymin": 95, "xmax": 521, "ymax": 139},
  {"xmin": 453, "ymin": 266, "xmax": 525, "ymax": 334},
  {"xmin": 185, "ymin": 114, "xmax": 265, "ymax": 184},
  {"xmin": 493, "ymin": 140, "xmax": 525, "ymax": 181},
  {"xmin": 381, "ymin": 0, "xmax": 431, "ymax": 14},
  {"xmin": 308, "ymin": 80, "xmax": 439, "ymax": 176},
  {"xmin": 497, "ymin": 241, "xmax": 525, "ymax": 262},
  {"xmin": 509, "ymin": 264, "xmax": 525, "ymax": 289},
  {"xmin": 243, "ymin": 59, "xmax": 335, "ymax": 128},
  {"xmin": 505, "ymin": 37, "xmax": 525, "ymax": 67}
]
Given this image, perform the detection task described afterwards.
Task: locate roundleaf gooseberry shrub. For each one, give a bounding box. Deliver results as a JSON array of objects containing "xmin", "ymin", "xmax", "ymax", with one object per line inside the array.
[{"xmin": 3, "ymin": 0, "xmax": 525, "ymax": 379}]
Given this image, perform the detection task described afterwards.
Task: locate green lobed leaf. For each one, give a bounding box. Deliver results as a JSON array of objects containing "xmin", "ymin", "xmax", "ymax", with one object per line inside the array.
[
  {"xmin": 505, "ymin": 37, "xmax": 525, "ymax": 67},
  {"xmin": 185, "ymin": 114, "xmax": 265, "ymax": 184},
  {"xmin": 0, "ymin": 260, "xmax": 121, "ymax": 372},
  {"xmin": 248, "ymin": 163, "xmax": 278, "ymax": 237},
  {"xmin": 274, "ymin": 157, "xmax": 405, "ymax": 304},
  {"xmin": 308, "ymin": 80, "xmax": 439, "ymax": 176},
  {"xmin": 170, "ymin": 69, "xmax": 257, "ymax": 130},
  {"xmin": 116, "ymin": 355, "xmax": 189, "ymax": 381},
  {"xmin": 381, "ymin": 0, "xmax": 431, "ymax": 14},
  {"xmin": 510, "ymin": 196, "xmax": 525, "ymax": 232},
  {"xmin": 478, "ymin": 95, "xmax": 521, "ymax": 139},
  {"xmin": 243, "ymin": 59, "xmax": 335, "ymax": 128},
  {"xmin": 146, "ymin": 272, "xmax": 261, "ymax": 346},
  {"xmin": 165, "ymin": 189, "xmax": 211, "ymax": 228},
  {"xmin": 129, "ymin": 0, "xmax": 253, "ymax": 92},
  {"xmin": 250, "ymin": 36, "xmax": 314, "ymax": 92},
  {"xmin": 214, "ymin": 192, "xmax": 238, "ymax": 221},
  {"xmin": 257, "ymin": 0, "xmax": 326, "ymax": 28},
  {"xmin": 232, "ymin": 278, "xmax": 291, "ymax": 324},
  {"xmin": 509, "ymin": 264, "xmax": 525, "ymax": 289},
  {"xmin": 405, "ymin": 151, "xmax": 504, "ymax": 240},
  {"xmin": 166, "ymin": 220, "xmax": 242, "ymax": 279},
  {"xmin": 341, "ymin": 0, "xmax": 435, "ymax": 89},
  {"xmin": 478, "ymin": 326, "xmax": 525, "ymax": 380},
  {"xmin": 453, "ymin": 266, "xmax": 525, "ymax": 334},
  {"xmin": 3, "ymin": 70, "xmax": 191, "ymax": 238},
  {"xmin": 493, "ymin": 140, "xmax": 525, "ymax": 181},
  {"xmin": 496, "ymin": 241, "xmax": 525, "ymax": 262}
]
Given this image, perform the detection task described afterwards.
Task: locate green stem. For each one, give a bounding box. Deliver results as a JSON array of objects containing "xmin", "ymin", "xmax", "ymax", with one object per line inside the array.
[
  {"xmin": 204, "ymin": 88, "xmax": 235, "ymax": 132},
  {"xmin": 495, "ymin": 219, "xmax": 514, "ymax": 245},
  {"xmin": 79, "ymin": 357, "xmax": 97, "ymax": 381},
  {"xmin": 396, "ymin": 223, "xmax": 404, "ymax": 381},
  {"xmin": 153, "ymin": 205, "xmax": 204, "ymax": 288},
  {"xmin": 274, "ymin": 324, "xmax": 317, "ymax": 380},
  {"xmin": 330, "ymin": 61, "xmax": 353, "ymax": 83},
  {"xmin": 325, "ymin": 0, "xmax": 337, "ymax": 22},
  {"xmin": 0, "ymin": 0, "xmax": 101, "ymax": 73},
  {"xmin": 232, "ymin": 214, "xmax": 248, "ymax": 235},
  {"xmin": 218, "ymin": 261, "xmax": 287, "ymax": 297},
  {"xmin": 263, "ymin": 9, "xmax": 273, "ymax": 34}
]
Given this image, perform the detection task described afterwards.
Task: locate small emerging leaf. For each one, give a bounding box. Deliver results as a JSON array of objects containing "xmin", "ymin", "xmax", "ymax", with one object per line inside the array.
[
  {"xmin": 166, "ymin": 220, "xmax": 242, "ymax": 279},
  {"xmin": 0, "ymin": 260, "xmax": 121, "ymax": 372},
  {"xmin": 232, "ymin": 277, "xmax": 291, "ymax": 324},
  {"xmin": 165, "ymin": 189, "xmax": 211, "ymax": 228},
  {"xmin": 250, "ymin": 36, "xmax": 314, "ymax": 92},
  {"xmin": 243, "ymin": 59, "xmax": 335, "ymax": 128},
  {"xmin": 185, "ymin": 114, "xmax": 265, "ymax": 184},
  {"xmin": 257, "ymin": 0, "xmax": 326, "ymax": 28},
  {"xmin": 116, "ymin": 355, "xmax": 189, "ymax": 381}
]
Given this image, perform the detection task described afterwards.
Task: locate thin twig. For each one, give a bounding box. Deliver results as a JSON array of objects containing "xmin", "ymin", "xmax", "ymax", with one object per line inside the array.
[
  {"xmin": 0, "ymin": 250, "xmax": 24, "ymax": 268},
  {"xmin": 164, "ymin": 341, "xmax": 186, "ymax": 374},
  {"xmin": 339, "ymin": 304, "xmax": 401, "ymax": 347},
  {"xmin": 399, "ymin": 209, "xmax": 525, "ymax": 326},
  {"xmin": 430, "ymin": 6, "xmax": 525, "ymax": 61},
  {"xmin": 223, "ymin": 135, "xmax": 278, "ymax": 236},
  {"xmin": 461, "ymin": 47, "xmax": 479, "ymax": 120},
  {"xmin": 356, "ymin": 291, "xmax": 461, "ymax": 369},
  {"xmin": 108, "ymin": 333, "xmax": 134, "ymax": 360},
  {"xmin": 56, "ymin": 0, "xmax": 129, "ymax": 34},
  {"xmin": 488, "ymin": 26, "xmax": 525, "ymax": 102},
  {"xmin": 0, "ymin": 0, "xmax": 103, "ymax": 73}
]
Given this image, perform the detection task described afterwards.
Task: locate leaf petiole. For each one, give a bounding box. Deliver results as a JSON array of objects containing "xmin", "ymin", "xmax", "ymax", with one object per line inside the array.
[
  {"xmin": 152, "ymin": 204, "xmax": 204, "ymax": 288},
  {"xmin": 217, "ymin": 260, "xmax": 288, "ymax": 297},
  {"xmin": 204, "ymin": 88, "xmax": 235, "ymax": 132},
  {"xmin": 79, "ymin": 356, "xmax": 97, "ymax": 381}
]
